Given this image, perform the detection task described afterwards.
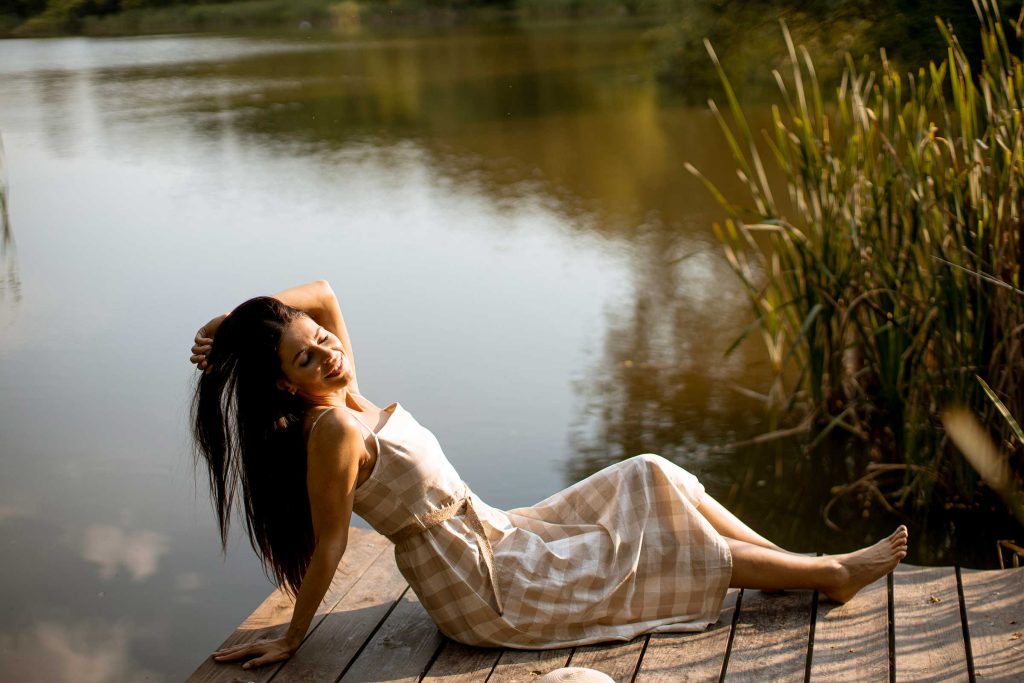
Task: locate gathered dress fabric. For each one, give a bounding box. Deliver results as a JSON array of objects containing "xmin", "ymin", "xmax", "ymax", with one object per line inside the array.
[{"xmin": 348, "ymin": 403, "xmax": 734, "ymax": 648}]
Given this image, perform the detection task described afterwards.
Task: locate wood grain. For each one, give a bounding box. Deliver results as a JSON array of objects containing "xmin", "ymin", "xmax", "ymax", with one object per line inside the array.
[
  {"xmin": 892, "ymin": 565, "xmax": 968, "ymax": 683},
  {"xmin": 634, "ymin": 589, "xmax": 738, "ymax": 682},
  {"xmin": 339, "ymin": 587, "xmax": 444, "ymax": 683},
  {"xmin": 960, "ymin": 566, "xmax": 1024, "ymax": 682},
  {"xmin": 186, "ymin": 527, "xmax": 390, "ymax": 683},
  {"xmin": 810, "ymin": 575, "xmax": 889, "ymax": 682},
  {"xmin": 195, "ymin": 518, "xmax": 1021, "ymax": 683},
  {"xmin": 421, "ymin": 640, "xmax": 502, "ymax": 682},
  {"xmin": 568, "ymin": 637, "xmax": 647, "ymax": 683},
  {"xmin": 723, "ymin": 589, "xmax": 814, "ymax": 682},
  {"xmin": 487, "ymin": 648, "xmax": 573, "ymax": 682},
  {"xmin": 274, "ymin": 544, "xmax": 410, "ymax": 680}
]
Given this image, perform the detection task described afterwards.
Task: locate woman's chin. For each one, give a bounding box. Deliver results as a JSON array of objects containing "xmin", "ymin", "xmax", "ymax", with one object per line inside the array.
[{"xmin": 326, "ymin": 373, "xmax": 350, "ymax": 388}]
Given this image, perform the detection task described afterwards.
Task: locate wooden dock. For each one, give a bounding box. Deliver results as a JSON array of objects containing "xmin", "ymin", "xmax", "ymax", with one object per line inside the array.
[{"xmin": 188, "ymin": 527, "xmax": 1024, "ymax": 682}]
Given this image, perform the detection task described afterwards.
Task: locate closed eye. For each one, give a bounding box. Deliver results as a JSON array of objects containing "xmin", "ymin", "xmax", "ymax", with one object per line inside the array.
[{"xmin": 299, "ymin": 335, "xmax": 330, "ymax": 367}]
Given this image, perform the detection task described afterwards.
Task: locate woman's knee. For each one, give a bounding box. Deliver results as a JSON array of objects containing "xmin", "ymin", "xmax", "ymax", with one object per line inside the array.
[
  {"xmin": 632, "ymin": 453, "xmax": 670, "ymax": 471},
  {"xmin": 630, "ymin": 453, "xmax": 705, "ymax": 503}
]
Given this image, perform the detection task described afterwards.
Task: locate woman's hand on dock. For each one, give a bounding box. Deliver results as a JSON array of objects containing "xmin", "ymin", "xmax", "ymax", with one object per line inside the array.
[
  {"xmin": 211, "ymin": 636, "xmax": 295, "ymax": 670},
  {"xmin": 190, "ymin": 313, "xmax": 227, "ymax": 373}
]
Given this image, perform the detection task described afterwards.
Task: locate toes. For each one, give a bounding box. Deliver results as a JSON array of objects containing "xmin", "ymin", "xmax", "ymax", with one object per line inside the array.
[{"xmin": 888, "ymin": 526, "xmax": 909, "ymax": 545}]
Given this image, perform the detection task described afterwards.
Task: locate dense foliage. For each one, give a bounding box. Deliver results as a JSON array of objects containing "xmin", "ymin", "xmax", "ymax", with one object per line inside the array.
[
  {"xmin": 690, "ymin": 1, "xmax": 1024, "ymax": 514},
  {"xmin": 0, "ymin": 0, "xmax": 1013, "ymax": 58},
  {"xmin": 650, "ymin": 0, "xmax": 1024, "ymax": 99}
]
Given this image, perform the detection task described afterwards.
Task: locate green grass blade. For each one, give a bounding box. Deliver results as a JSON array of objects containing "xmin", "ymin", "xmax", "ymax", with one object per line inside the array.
[{"xmin": 976, "ymin": 375, "xmax": 1024, "ymax": 447}]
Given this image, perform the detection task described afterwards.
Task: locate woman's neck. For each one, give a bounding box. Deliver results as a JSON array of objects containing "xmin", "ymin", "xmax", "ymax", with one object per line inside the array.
[{"xmin": 302, "ymin": 389, "xmax": 356, "ymax": 412}]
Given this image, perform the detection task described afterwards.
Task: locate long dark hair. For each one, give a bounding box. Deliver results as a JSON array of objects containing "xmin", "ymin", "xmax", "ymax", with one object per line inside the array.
[{"xmin": 191, "ymin": 296, "xmax": 314, "ymax": 596}]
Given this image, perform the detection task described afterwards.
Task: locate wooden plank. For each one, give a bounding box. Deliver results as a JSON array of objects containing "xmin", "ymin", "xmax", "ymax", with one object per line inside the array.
[
  {"xmin": 810, "ymin": 575, "xmax": 889, "ymax": 682},
  {"xmin": 568, "ymin": 637, "xmax": 647, "ymax": 683},
  {"xmin": 723, "ymin": 589, "xmax": 814, "ymax": 682},
  {"xmin": 487, "ymin": 648, "xmax": 573, "ymax": 682},
  {"xmin": 893, "ymin": 565, "xmax": 968, "ymax": 682},
  {"xmin": 634, "ymin": 589, "xmax": 738, "ymax": 682},
  {"xmin": 339, "ymin": 587, "xmax": 444, "ymax": 683},
  {"xmin": 272, "ymin": 544, "xmax": 410, "ymax": 680},
  {"xmin": 421, "ymin": 640, "xmax": 502, "ymax": 681},
  {"xmin": 186, "ymin": 527, "xmax": 390, "ymax": 682},
  {"xmin": 960, "ymin": 567, "xmax": 1024, "ymax": 681}
]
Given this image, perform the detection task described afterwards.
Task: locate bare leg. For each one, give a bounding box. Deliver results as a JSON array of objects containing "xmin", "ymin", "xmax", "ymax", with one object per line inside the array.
[
  {"xmin": 726, "ymin": 526, "xmax": 909, "ymax": 603},
  {"xmin": 698, "ymin": 494, "xmax": 797, "ymax": 554}
]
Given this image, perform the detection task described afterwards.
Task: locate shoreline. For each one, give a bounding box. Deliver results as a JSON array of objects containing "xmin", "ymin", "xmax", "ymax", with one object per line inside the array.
[{"xmin": 0, "ymin": 2, "xmax": 684, "ymax": 40}]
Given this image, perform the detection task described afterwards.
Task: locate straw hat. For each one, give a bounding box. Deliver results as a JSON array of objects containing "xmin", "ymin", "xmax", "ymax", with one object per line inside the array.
[{"xmin": 534, "ymin": 668, "xmax": 615, "ymax": 683}]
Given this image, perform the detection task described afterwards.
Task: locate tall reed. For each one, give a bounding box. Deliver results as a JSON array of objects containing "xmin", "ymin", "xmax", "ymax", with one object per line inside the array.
[{"xmin": 688, "ymin": 0, "xmax": 1024, "ymax": 510}]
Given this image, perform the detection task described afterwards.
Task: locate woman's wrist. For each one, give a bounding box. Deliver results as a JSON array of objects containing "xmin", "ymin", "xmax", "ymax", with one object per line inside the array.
[
  {"xmin": 281, "ymin": 631, "xmax": 303, "ymax": 653},
  {"xmin": 204, "ymin": 312, "xmax": 230, "ymax": 338}
]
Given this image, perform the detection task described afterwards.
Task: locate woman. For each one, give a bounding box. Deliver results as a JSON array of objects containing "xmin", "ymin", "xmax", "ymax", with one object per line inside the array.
[{"xmin": 191, "ymin": 280, "xmax": 908, "ymax": 671}]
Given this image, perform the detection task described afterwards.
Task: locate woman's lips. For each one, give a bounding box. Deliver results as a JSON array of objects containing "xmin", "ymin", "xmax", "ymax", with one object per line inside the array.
[{"xmin": 325, "ymin": 359, "xmax": 342, "ymax": 379}]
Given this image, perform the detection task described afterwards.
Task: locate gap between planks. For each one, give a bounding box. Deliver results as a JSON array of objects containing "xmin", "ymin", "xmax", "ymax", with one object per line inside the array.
[{"xmin": 188, "ymin": 527, "xmax": 1024, "ymax": 683}]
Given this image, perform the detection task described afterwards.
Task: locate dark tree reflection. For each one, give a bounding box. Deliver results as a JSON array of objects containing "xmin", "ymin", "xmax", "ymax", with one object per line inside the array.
[
  {"xmin": 569, "ymin": 221, "xmax": 771, "ymax": 480},
  {"xmin": 567, "ymin": 221, "xmax": 1020, "ymax": 568},
  {"xmin": 0, "ymin": 133, "xmax": 20, "ymax": 302}
]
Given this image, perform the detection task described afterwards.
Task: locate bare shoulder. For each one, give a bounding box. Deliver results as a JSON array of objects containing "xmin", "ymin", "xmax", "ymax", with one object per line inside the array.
[{"xmin": 305, "ymin": 408, "xmax": 364, "ymax": 456}]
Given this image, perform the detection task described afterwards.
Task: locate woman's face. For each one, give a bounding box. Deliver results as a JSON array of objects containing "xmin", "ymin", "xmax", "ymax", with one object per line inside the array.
[{"xmin": 276, "ymin": 315, "xmax": 351, "ymax": 399}]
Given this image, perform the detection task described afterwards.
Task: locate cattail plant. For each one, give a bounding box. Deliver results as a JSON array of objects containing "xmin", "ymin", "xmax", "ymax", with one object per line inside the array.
[{"xmin": 688, "ymin": 0, "xmax": 1024, "ymax": 511}]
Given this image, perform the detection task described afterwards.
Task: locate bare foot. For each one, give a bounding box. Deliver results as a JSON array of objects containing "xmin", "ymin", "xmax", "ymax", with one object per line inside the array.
[{"xmin": 823, "ymin": 526, "xmax": 908, "ymax": 603}]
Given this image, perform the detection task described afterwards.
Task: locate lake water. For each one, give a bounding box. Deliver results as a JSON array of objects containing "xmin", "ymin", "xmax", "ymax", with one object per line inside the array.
[{"xmin": 0, "ymin": 26, "xmax": 1014, "ymax": 681}]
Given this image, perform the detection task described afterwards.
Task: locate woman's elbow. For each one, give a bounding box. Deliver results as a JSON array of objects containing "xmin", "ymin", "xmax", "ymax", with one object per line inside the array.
[{"xmin": 316, "ymin": 531, "xmax": 349, "ymax": 563}]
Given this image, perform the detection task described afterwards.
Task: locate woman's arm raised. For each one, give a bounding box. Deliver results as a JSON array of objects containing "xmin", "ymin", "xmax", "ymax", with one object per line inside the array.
[
  {"xmin": 190, "ymin": 280, "xmax": 359, "ymax": 392},
  {"xmin": 270, "ymin": 280, "xmax": 359, "ymax": 393},
  {"xmin": 211, "ymin": 409, "xmax": 365, "ymax": 669}
]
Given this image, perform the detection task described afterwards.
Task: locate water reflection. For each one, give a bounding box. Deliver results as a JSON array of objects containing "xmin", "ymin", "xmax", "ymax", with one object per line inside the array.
[
  {"xmin": 79, "ymin": 524, "xmax": 170, "ymax": 582},
  {"xmin": 0, "ymin": 502, "xmax": 32, "ymax": 523},
  {"xmin": 172, "ymin": 571, "xmax": 204, "ymax": 601},
  {"xmin": 183, "ymin": 30, "xmax": 734, "ymax": 235},
  {"xmin": 44, "ymin": 27, "xmax": 736, "ymax": 237},
  {"xmin": 0, "ymin": 618, "xmax": 163, "ymax": 683},
  {"xmin": 569, "ymin": 226, "xmax": 768, "ymax": 479},
  {"xmin": 0, "ymin": 133, "xmax": 19, "ymax": 302}
]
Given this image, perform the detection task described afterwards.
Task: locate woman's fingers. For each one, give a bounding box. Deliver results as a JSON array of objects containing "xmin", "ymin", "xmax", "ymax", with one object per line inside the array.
[
  {"xmin": 211, "ymin": 643, "xmax": 251, "ymax": 661},
  {"xmin": 215, "ymin": 640, "xmax": 252, "ymax": 653},
  {"xmin": 211, "ymin": 640, "xmax": 290, "ymax": 670},
  {"xmin": 242, "ymin": 653, "xmax": 280, "ymax": 670},
  {"xmin": 190, "ymin": 335, "xmax": 213, "ymax": 369}
]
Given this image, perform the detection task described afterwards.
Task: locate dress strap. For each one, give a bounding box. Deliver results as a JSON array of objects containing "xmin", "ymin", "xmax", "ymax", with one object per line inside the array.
[
  {"xmin": 310, "ymin": 406, "xmax": 377, "ymax": 437},
  {"xmin": 309, "ymin": 407, "xmax": 337, "ymax": 435}
]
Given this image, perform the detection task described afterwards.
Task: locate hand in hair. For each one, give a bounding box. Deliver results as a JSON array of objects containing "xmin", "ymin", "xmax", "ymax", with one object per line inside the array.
[
  {"xmin": 190, "ymin": 313, "xmax": 228, "ymax": 373},
  {"xmin": 211, "ymin": 636, "xmax": 295, "ymax": 670}
]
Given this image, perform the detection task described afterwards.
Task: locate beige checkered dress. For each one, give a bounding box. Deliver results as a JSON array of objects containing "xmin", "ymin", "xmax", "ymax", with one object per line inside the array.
[{"xmin": 351, "ymin": 403, "xmax": 733, "ymax": 648}]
